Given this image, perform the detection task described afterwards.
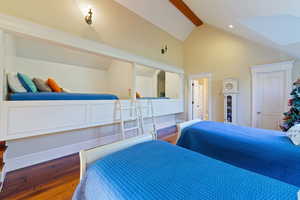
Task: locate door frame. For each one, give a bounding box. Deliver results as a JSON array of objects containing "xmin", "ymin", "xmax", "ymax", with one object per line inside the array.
[
  {"xmin": 251, "ymin": 61, "xmax": 294, "ymax": 128},
  {"xmin": 188, "ymin": 72, "xmax": 212, "ymax": 121}
]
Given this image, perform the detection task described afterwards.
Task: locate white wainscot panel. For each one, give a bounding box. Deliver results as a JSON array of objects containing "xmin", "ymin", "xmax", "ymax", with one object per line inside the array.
[
  {"xmin": 89, "ymin": 100, "xmax": 133, "ymax": 125},
  {"xmin": 1, "ymin": 99, "xmax": 184, "ymax": 140},
  {"xmin": 139, "ymin": 99, "xmax": 184, "ymax": 117},
  {"xmin": 4, "ymin": 101, "xmax": 88, "ymax": 139},
  {"xmin": 153, "ymin": 99, "xmax": 183, "ymax": 116},
  {"xmin": 89, "ymin": 102, "xmax": 116, "ymax": 125}
]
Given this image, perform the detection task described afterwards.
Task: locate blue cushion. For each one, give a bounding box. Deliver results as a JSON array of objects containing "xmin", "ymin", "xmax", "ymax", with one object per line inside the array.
[{"xmin": 17, "ymin": 73, "xmax": 37, "ymax": 93}]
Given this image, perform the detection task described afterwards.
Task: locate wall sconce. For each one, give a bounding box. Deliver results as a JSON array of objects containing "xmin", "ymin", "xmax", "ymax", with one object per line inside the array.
[
  {"xmin": 85, "ymin": 8, "xmax": 93, "ymax": 25},
  {"xmin": 161, "ymin": 45, "xmax": 168, "ymax": 54}
]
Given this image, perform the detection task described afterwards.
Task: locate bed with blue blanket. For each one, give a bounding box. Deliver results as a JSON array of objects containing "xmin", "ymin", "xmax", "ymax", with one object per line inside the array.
[
  {"xmin": 9, "ymin": 92, "xmax": 119, "ymax": 101},
  {"xmin": 73, "ymin": 140, "xmax": 299, "ymax": 200},
  {"xmin": 177, "ymin": 121, "xmax": 300, "ymax": 187}
]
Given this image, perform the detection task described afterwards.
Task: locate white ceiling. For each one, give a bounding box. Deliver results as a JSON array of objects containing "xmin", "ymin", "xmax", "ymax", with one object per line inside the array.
[
  {"xmin": 114, "ymin": 0, "xmax": 300, "ymax": 59},
  {"xmin": 113, "ymin": 0, "xmax": 195, "ymax": 41},
  {"xmin": 240, "ymin": 15, "xmax": 300, "ymax": 46},
  {"xmin": 183, "ymin": 0, "xmax": 300, "ymax": 58}
]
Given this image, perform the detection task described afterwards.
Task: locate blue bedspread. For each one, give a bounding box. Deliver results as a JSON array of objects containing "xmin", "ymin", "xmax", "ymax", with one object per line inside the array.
[
  {"xmin": 9, "ymin": 92, "xmax": 119, "ymax": 101},
  {"xmin": 177, "ymin": 121, "xmax": 300, "ymax": 187},
  {"xmin": 73, "ymin": 140, "xmax": 299, "ymax": 200}
]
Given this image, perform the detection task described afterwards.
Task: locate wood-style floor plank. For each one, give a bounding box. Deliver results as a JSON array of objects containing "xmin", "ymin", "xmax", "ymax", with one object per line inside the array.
[
  {"xmin": 0, "ymin": 154, "xmax": 79, "ymax": 200},
  {"xmin": 160, "ymin": 133, "xmax": 178, "ymax": 144},
  {"xmin": 9, "ymin": 171, "xmax": 79, "ymax": 200}
]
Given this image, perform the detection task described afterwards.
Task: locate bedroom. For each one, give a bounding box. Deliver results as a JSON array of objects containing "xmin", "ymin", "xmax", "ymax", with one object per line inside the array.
[{"xmin": 0, "ymin": 0, "xmax": 299, "ymax": 199}]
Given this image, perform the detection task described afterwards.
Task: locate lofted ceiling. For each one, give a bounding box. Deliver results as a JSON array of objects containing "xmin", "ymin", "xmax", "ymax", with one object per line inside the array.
[
  {"xmin": 113, "ymin": 0, "xmax": 195, "ymax": 41},
  {"xmin": 115, "ymin": 0, "xmax": 300, "ymax": 59},
  {"xmin": 183, "ymin": 0, "xmax": 300, "ymax": 58}
]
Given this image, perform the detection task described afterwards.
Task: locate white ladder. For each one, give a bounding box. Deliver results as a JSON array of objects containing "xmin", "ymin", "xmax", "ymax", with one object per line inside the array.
[
  {"xmin": 117, "ymin": 100, "xmax": 141, "ymax": 140},
  {"xmin": 116, "ymin": 100, "xmax": 157, "ymax": 140},
  {"xmin": 138, "ymin": 99, "xmax": 157, "ymax": 139}
]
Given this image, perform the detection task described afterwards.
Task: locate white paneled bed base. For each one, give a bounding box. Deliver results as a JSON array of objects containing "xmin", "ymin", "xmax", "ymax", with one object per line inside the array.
[{"xmin": 0, "ymin": 99, "xmax": 184, "ymax": 141}]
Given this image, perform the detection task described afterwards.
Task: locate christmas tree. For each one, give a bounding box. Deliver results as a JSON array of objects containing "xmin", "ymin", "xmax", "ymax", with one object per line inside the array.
[{"xmin": 281, "ymin": 79, "xmax": 300, "ymax": 131}]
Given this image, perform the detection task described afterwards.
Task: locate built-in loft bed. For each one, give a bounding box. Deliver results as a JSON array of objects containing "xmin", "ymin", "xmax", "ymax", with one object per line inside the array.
[{"xmin": 0, "ymin": 14, "xmax": 184, "ymax": 142}]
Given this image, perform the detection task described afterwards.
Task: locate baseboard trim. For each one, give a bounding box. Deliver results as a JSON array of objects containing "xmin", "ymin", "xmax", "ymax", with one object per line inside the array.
[{"xmin": 5, "ymin": 134, "xmax": 120, "ymax": 172}]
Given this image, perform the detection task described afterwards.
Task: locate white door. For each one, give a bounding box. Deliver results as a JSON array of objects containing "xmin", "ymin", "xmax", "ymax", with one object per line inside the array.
[
  {"xmin": 255, "ymin": 71, "xmax": 286, "ymax": 130},
  {"xmin": 192, "ymin": 80, "xmax": 201, "ymax": 119}
]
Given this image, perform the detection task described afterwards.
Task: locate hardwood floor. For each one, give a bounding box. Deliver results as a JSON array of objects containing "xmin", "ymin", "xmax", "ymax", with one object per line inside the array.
[
  {"xmin": 0, "ymin": 154, "xmax": 80, "ymax": 200},
  {"xmin": 8, "ymin": 171, "xmax": 79, "ymax": 200},
  {"xmin": 0, "ymin": 132, "xmax": 178, "ymax": 200}
]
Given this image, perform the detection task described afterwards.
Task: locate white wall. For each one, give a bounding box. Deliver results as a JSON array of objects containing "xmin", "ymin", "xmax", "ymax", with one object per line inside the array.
[
  {"xmin": 14, "ymin": 57, "xmax": 108, "ymax": 93},
  {"xmin": 15, "ymin": 36, "xmax": 112, "ymax": 70},
  {"xmin": 0, "ymin": 0, "xmax": 184, "ymax": 68},
  {"xmin": 136, "ymin": 75, "xmax": 155, "ymax": 97},
  {"xmin": 107, "ymin": 60, "xmax": 133, "ymax": 99},
  {"xmin": 135, "ymin": 64, "xmax": 158, "ymax": 97},
  {"xmin": 136, "ymin": 71, "xmax": 181, "ymax": 98},
  {"xmin": 166, "ymin": 72, "xmax": 180, "ymax": 99}
]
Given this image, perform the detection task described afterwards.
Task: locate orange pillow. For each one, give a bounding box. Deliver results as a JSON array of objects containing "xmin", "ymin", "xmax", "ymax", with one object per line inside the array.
[{"xmin": 47, "ymin": 78, "xmax": 62, "ymax": 92}]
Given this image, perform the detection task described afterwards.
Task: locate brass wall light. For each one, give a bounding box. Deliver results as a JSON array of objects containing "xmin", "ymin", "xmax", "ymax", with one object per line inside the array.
[
  {"xmin": 85, "ymin": 8, "xmax": 93, "ymax": 25},
  {"xmin": 161, "ymin": 45, "xmax": 168, "ymax": 54}
]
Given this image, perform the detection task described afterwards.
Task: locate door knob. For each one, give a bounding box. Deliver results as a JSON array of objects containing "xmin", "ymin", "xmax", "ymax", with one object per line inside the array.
[{"xmin": 257, "ymin": 112, "xmax": 261, "ymax": 114}]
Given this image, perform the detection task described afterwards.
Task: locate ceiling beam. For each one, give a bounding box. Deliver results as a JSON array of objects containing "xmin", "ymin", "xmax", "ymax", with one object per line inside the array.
[{"xmin": 169, "ymin": 0, "xmax": 203, "ymax": 26}]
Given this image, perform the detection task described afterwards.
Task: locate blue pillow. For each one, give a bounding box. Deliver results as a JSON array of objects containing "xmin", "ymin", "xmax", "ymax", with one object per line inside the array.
[{"xmin": 17, "ymin": 73, "xmax": 38, "ymax": 93}]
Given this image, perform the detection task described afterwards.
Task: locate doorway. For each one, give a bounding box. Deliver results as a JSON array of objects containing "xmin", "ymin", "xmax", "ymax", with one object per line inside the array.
[
  {"xmin": 251, "ymin": 61, "xmax": 293, "ymax": 130},
  {"xmin": 189, "ymin": 73, "xmax": 212, "ymax": 121}
]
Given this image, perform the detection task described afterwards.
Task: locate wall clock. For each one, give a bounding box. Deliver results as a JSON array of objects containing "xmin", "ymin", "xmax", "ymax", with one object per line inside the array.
[{"xmin": 223, "ymin": 78, "xmax": 239, "ymax": 94}]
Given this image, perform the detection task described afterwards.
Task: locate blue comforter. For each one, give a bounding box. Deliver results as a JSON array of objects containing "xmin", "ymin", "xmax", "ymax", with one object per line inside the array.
[
  {"xmin": 73, "ymin": 141, "xmax": 299, "ymax": 200},
  {"xmin": 177, "ymin": 121, "xmax": 300, "ymax": 187}
]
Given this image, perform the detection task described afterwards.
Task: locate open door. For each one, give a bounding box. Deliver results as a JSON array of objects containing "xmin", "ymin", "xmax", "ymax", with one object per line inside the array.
[{"xmin": 192, "ymin": 79, "xmax": 209, "ymax": 120}]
